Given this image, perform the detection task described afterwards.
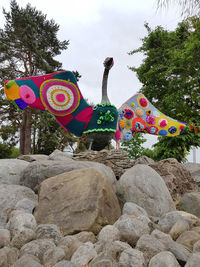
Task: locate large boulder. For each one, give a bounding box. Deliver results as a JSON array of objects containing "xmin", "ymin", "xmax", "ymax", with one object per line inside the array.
[
  {"xmin": 0, "ymin": 184, "xmax": 38, "ymax": 228},
  {"xmin": 34, "ymin": 168, "xmax": 121, "ymax": 235},
  {"xmin": 149, "ymin": 158, "xmax": 199, "ymax": 200},
  {"xmin": 0, "ymin": 159, "xmax": 29, "ymax": 185},
  {"xmin": 117, "ymin": 164, "xmax": 175, "ymax": 217},
  {"xmin": 20, "ymin": 158, "xmax": 116, "ymax": 193}
]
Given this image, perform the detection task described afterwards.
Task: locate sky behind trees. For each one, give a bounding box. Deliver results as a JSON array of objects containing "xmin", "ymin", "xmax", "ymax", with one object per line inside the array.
[{"xmin": 0, "ymin": 0, "xmax": 197, "ymax": 161}]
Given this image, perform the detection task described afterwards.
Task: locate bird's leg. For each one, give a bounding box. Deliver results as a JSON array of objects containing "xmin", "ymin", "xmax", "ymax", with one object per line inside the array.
[{"xmin": 88, "ymin": 139, "xmax": 93, "ymax": 150}]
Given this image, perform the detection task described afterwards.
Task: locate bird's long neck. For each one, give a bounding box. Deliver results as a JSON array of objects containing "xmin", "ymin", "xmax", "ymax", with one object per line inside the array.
[{"xmin": 101, "ymin": 68, "xmax": 110, "ymax": 104}]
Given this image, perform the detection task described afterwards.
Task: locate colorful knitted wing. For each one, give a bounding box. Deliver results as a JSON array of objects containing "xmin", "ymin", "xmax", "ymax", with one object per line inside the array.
[
  {"xmin": 117, "ymin": 93, "xmax": 187, "ymax": 143},
  {"xmin": 4, "ymin": 71, "xmax": 93, "ymax": 137}
]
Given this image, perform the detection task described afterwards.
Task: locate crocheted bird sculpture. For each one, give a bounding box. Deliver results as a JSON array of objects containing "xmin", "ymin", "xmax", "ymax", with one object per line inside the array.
[{"xmin": 4, "ymin": 57, "xmax": 187, "ymax": 150}]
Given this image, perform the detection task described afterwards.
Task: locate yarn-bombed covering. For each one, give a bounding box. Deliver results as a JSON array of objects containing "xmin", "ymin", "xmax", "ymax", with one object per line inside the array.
[
  {"xmin": 118, "ymin": 93, "xmax": 187, "ymax": 143},
  {"xmin": 4, "ymin": 71, "xmax": 93, "ymax": 137}
]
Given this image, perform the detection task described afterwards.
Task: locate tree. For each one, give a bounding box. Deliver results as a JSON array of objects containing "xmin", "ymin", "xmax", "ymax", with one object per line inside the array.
[
  {"xmin": 157, "ymin": 0, "xmax": 200, "ymax": 17},
  {"xmin": 0, "ymin": 0, "xmax": 71, "ymax": 154},
  {"xmin": 129, "ymin": 18, "xmax": 200, "ymax": 161},
  {"xmin": 121, "ymin": 133, "xmax": 147, "ymax": 159}
]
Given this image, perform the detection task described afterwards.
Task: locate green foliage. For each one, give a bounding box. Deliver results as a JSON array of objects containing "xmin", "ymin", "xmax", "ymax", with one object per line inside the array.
[
  {"xmin": 129, "ymin": 18, "xmax": 200, "ymax": 161},
  {"xmin": 0, "ymin": 142, "xmax": 12, "ymax": 158},
  {"xmin": 32, "ymin": 111, "xmax": 77, "ymax": 155},
  {"xmin": 152, "ymin": 123, "xmax": 200, "ymax": 162},
  {"xmin": 121, "ymin": 133, "xmax": 147, "ymax": 159},
  {"xmin": 0, "ymin": 142, "xmax": 19, "ymax": 158},
  {"xmin": 0, "ymin": 1, "xmax": 77, "ymax": 154}
]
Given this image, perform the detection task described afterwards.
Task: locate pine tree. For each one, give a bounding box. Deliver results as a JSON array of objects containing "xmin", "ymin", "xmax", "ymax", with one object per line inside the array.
[{"xmin": 0, "ymin": 0, "xmax": 70, "ymax": 154}]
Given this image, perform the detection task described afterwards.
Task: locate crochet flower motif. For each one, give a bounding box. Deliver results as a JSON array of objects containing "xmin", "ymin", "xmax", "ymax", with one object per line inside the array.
[
  {"xmin": 124, "ymin": 109, "xmax": 134, "ymax": 119},
  {"xmin": 97, "ymin": 110, "xmax": 115, "ymax": 125}
]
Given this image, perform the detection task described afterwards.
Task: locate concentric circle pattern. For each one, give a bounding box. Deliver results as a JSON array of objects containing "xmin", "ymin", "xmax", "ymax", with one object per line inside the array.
[{"xmin": 40, "ymin": 79, "xmax": 80, "ymax": 116}]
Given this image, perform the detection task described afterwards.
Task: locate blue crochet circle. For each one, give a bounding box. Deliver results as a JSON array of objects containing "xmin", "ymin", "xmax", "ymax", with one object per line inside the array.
[
  {"xmin": 159, "ymin": 129, "xmax": 168, "ymax": 136},
  {"xmin": 168, "ymin": 126, "xmax": 177, "ymax": 134}
]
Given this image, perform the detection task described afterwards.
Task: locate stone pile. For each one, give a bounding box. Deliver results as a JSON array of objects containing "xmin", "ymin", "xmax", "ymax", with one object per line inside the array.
[{"xmin": 0, "ymin": 149, "xmax": 200, "ymax": 266}]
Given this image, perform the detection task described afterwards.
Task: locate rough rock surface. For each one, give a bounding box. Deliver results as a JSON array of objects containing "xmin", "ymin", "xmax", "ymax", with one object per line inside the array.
[
  {"xmin": 11, "ymin": 254, "xmax": 43, "ymax": 267},
  {"xmin": 136, "ymin": 234, "xmax": 167, "ymax": 264},
  {"xmin": 184, "ymin": 162, "xmax": 200, "ymax": 183},
  {"xmin": 20, "ymin": 238, "xmax": 56, "ymax": 262},
  {"xmin": 117, "ymin": 164, "xmax": 175, "ymax": 217},
  {"xmin": 114, "ymin": 214, "xmax": 150, "ymax": 246},
  {"xmin": 18, "ymin": 154, "xmax": 49, "ymax": 162},
  {"xmin": 73, "ymin": 149, "xmax": 135, "ymax": 179},
  {"xmin": 177, "ymin": 192, "xmax": 200, "ymax": 218},
  {"xmin": 34, "ymin": 168, "xmax": 121, "ymax": 235},
  {"xmin": 119, "ymin": 248, "xmax": 145, "ymax": 267},
  {"xmin": 0, "ymin": 159, "xmax": 29, "ymax": 185},
  {"xmin": 20, "ymin": 158, "xmax": 116, "ymax": 193},
  {"xmin": 148, "ymin": 251, "xmax": 181, "ymax": 267},
  {"xmin": 7, "ymin": 212, "xmax": 37, "ymax": 249},
  {"xmin": 150, "ymin": 158, "xmax": 199, "ymax": 200},
  {"xmin": 0, "ymin": 184, "xmax": 37, "ymax": 228}
]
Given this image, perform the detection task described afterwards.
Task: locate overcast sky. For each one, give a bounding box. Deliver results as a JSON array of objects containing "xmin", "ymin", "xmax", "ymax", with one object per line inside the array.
[{"xmin": 0, "ymin": 0, "xmax": 197, "ymax": 161}]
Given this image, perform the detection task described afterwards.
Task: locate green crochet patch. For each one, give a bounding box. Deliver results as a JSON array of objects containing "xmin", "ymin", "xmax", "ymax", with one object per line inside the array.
[{"xmin": 84, "ymin": 103, "xmax": 118, "ymax": 134}]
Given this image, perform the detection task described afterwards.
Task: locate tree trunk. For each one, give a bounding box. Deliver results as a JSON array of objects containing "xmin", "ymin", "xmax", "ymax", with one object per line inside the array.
[{"xmin": 20, "ymin": 109, "xmax": 32, "ymax": 155}]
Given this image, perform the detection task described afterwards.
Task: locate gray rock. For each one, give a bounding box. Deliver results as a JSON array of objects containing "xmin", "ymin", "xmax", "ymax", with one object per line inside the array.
[
  {"xmin": 58, "ymin": 236, "xmax": 82, "ymax": 260},
  {"xmin": 136, "ymin": 234, "xmax": 167, "ymax": 264},
  {"xmin": 89, "ymin": 252, "xmax": 118, "ymax": 267},
  {"xmin": 0, "ymin": 184, "xmax": 37, "ymax": 228},
  {"xmin": 48, "ymin": 149, "xmax": 73, "ymax": 161},
  {"xmin": 119, "ymin": 248, "xmax": 145, "ymax": 267},
  {"xmin": 0, "ymin": 247, "xmax": 19, "ymax": 267},
  {"xmin": 185, "ymin": 253, "xmax": 200, "ymax": 267},
  {"xmin": 176, "ymin": 230, "xmax": 200, "ymax": 251},
  {"xmin": 43, "ymin": 247, "xmax": 65, "ymax": 267},
  {"xmin": 34, "ymin": 168, "xmax": 121, "ymax": 236},
  {"xmin": 150, "ymin": 158, "xmax": 198, "ymax": 200},
  {"xmin": 0, "ymin": 229, "xmax": 10, "ymax": 248},
  {"xmin": 21, "ymin": 159, "xmax": 116, "ymax": 193},
  {"xmin": 183, "ymin": 162, "xmax": 200, "ymax": 182},
  {"xmin": 73, "ymin": 149, "xmax": 134, "ymax": 179},
  {"xmin": 105, "ymin": 240, "xmax": 132, "ymax": 261},
  {"xmin": 97, "ymin": 225, "xmax": 120, "ymax": 243},
  {"xmin": 15, "ymin": 198, "xmax": 37, "ymax": 213},
  {"xmin": 36, "ymin": 224, "xmax": 63, "ymax": 245},
  {"xmin": 71, "ymin": 242, "xmax": 97, "ymax": 267},
  {"xmin": 177, "ymin": 192, "xmax": 200, "ymax": 218},
  {"xmin": 0, "ymin": 159, "xmax": 29, "ymax": 185},
  {"xmin": 20, "ymin": 239, "xmax": 56, "ymax": 262},
  {"xmin": 149, "ymin": 251, "xmax": 181, "ymax": 267},
  {"xmin": 193, "ymin": 240, "xmax": 200, "ymax": 253},
  {"xmin": 11, "ymin": 254, "xmax": 42, "ymax": 267},
  {"xmin": 18, "ymin": 154, "xmax": 49, "ymax": 162},
  {"xmin": 132, "ymin": 155, "xmax": 155, "ymax": 165},
  {"xmin": 158, "ymin": 211, "xmax": 189, "ymax": 233},
  {"xmin": 117, "ymin": 164, "xmax": 175, "ymax": 217},
  {"xmin": 151, "ymin": 229, "xmax": 174, "ymax": 248},
  {"xmin": 7, "ymin": 213, "xmax": 37, "ymax": 249},
  {"xmin": 73, "ymin": 231, "xmax": 96, "ymax": 244},
  {"xmin": 122, "ymin": 202, "xmax": 148, "ymax": 217},
  {"xmin": 114, "ymin": 214, "xmax": 150, "ymax": 246},
  {"xmin": 151, "ymin": 229, "xmax": 191, "ymax": 262},
  {"xmin": 169, "ymin": 242, "xmax": 191, "ymax": 264},
  {"xmin": 53, "ymin": 261, "xmax": 75, "ymax": 267},
  {"xmin": 169, "ymin": 219, "xmax": 190, "ymax": 240}
]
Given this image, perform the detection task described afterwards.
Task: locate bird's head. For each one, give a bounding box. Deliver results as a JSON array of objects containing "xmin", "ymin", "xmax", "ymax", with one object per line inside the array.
[{"xmin": 103, "ymin": 57, "xmax": 114, "ymax": 70}]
